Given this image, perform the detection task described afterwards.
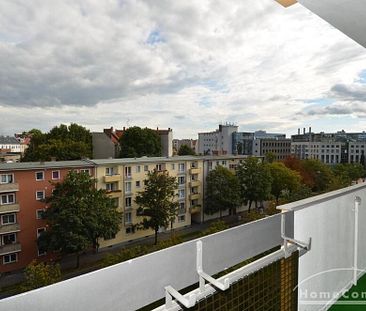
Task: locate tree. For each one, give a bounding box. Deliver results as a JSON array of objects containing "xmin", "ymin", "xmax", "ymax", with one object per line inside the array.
[
  {"xmin": 135, "ymin": 170, "xmax": 179, "ymax": 244},
  {"xmin": 22, "ymin": 123, "xmax": 92, "ymax": 161},
  {"xmin": 119, "ymin": 127, "xmax": 162, "ymax": 158},
  {"xmin": 283, "ymin": 156, "xmax": 315, "ymax": 189},
  {"xmin": 264, "ymin": 152, "xmax": 276, "ymax": 163},
  {"xmin": 38, "ymin": 171, "xmax": 121, "ymax": 267},
  {"xmin": 178, "ymin": 144, "xmax": 196, "ymax": 156},
  {"xmin": 268, "ymin": 162, "xmax": 301, "ymax": 204},
  {"xmin": 236, "ymin": 157, "xmax": 272, "ymax": 212},
  {"xmin": 301, "ymin": 159, "xmax": 334, "ymax": 192},
  {"xmin": 22, "ymin": 260, "xmax": 61, "ymax": 291},
  {"xmin": 205, "ymin": 165, "xmax": 241, "ymax": 218},
  {"xmin": 332, "ymin": 163, "xmax": 365, "ymax": 187}
]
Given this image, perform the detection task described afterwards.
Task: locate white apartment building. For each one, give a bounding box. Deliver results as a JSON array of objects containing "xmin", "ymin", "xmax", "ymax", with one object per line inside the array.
[
  {"xmin": 0, "ymin": 136, "xmax": 21, "ymax": 153},
  {"xmin": 198, "ymin": 123, "xmax": 238, "ymax": 155}
]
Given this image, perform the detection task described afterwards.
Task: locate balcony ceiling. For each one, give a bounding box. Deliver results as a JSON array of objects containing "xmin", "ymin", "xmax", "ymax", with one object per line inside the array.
[{"xmin": 277, "ymin": 0, "xmax": 366, "ymax": 48}]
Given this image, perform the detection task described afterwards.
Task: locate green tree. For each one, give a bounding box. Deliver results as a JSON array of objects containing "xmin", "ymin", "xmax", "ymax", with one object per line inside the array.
[
  {"xmin": 178, "ymin": 144, "xmax": 196, "ymax": 156},
  {"xmin": 38, "ymin": 171, "xmax": 121, "ymax": 267},
  {"xmin": 236, "ymin": 157, "xmax": 272, "ymax": 212},
  {"xmin": 332, "ymin": 163, "xmax": 365, "ymax": 187},
  {"xmin": 22, "ymin": 260, "xmax": 61, "ymax": 291},
  {"xmin": 205, "ymin": 166, "xmax": 241, "ymax": 218},
  {"xmin": 302, "ymin": 159, "xmax": 334, "ymax": 192},
  {"xmin": 135, "ymin": 170, "xmax": 179, "ymax": 244},
  {"xmin": 119, "ymin": 127, "xmax": 162, "ymax": 158},
  {"xmin": 268, "ymin": 162, "xmax": 301, "ymax": 204},
  {"xmin": 264, "ymin": 152, "xmax": 276, "ymax": 163},
  {"xmin": 22, "ymin": 123, "xmax": 92, "ymax": 161}
]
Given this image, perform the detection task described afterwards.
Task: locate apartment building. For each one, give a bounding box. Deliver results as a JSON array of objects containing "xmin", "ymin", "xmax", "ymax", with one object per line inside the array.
[
  {"xmin": 172, "ymin": 139, "xmax": 198, "ymax": 154},
  {"xmin": 0, "ymin": 136, "xmax": 21, "ymax": 153},
  {"xmin": 0, "ymin": 161, "xmax": 95, "ymax": 273},
  {"xmin": 0, "ymin": 155, "xmax": 250, "ymax": 272},
  {"xmin": 198, "ymin": 123, "xmax": 238, "ymax": 156}
]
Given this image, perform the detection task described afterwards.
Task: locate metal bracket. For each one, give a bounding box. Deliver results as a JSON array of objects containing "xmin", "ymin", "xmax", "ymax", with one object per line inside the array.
[
  {"xmin": 281, "ymin": 213, "xmax": 311, "ymax": 258},
  {"xmin": 164, "ymin": 286, "xmax": 196, "ymax": 309},
  {"xmin": 196, "ymin": 241, "xmax": 230, "ymax": 291}
]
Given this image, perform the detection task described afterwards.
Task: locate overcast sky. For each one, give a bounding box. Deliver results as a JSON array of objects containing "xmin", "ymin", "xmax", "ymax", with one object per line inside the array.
[{"xmin": 1, "ymin": 0, "xmax": 366, "ymax": 139}]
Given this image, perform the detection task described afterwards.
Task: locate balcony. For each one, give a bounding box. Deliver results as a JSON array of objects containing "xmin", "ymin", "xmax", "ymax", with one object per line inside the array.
[
  {"xmin": 189, "ymin": 180, "xmax": 200, "ymax": 187},
  {"xmin": 0, "ymin": 243, "xmax": 21, "ymax": 256},
  {"xmin": 189, "ymin": 205, "xmax": 201, "ymax": 214},
  {"xmin": 0, "ymin": 223, "xmax": 20, "ymax": 234},
  {"xmin": 106, "ymin": 190, "xmax": 122, "ymax": 198},
  {"xmin": 2, "ymin": 183, "xmax": 366, "ymax": 311},
  {"xmin": 189, "ymin": 168, "xmax": 200, "ymax": 175},
  {"xmin": 103, "ymin": 174, "xmax": 121, "ymax": 183},
  {"xmin": 0, "ymin": 182, "xmax": 19, "ymax": 193},
  {"xmin": 0, "ymin": 203, "xmax": 20, "ymax": 214},
  {"xmin": 189, "ymin": 193, "xmax": 200, "ymax": 200}
]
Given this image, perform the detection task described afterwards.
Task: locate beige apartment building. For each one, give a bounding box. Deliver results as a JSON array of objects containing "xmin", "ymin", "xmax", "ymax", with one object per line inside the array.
[{"xmin": 92, "ymin": 155, "xmax": 249, "ymax": 248}]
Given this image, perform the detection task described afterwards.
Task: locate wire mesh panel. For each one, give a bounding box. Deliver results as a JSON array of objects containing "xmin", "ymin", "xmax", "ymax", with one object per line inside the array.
[{"xmin": 190, "ymin": 251, "xmax": 298, "ymax": 311}]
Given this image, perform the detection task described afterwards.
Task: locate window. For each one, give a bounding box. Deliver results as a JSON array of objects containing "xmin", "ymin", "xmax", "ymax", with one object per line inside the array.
[
  {"xmin": 171, "ymin": 164, "xmax": 175, "ymax": 170},
  {"xmin": 2, "ymin": 233, "xmax": 16, "ymax": 245},
  {"xmin": 105, "ymin": 167, "xmax": 114, "ymax": 176},
  {"xmin": 136, "ymin": 181, "xmax": 141, "ymax": 188},
  {"xmin": 36, "ymin": 209, "xmax": 45, "ymax": 220},
  {"xmin": 125, "ymin": 167, "xmax": 132, "ymax": 178},
  {"xmin": 178, "ymin": 176, "xmax": 185, "ymax": 185},
  {"xmin": 125, "ymin": 197, "xmax": 132, "ymax": 208},
  {"xmin": 191, "ymin": 162, "xmax": 197, "ymax": 168},
  {"xmin": 136, "ymin": 166, "xmax": 141, "ymax": 173},
  {"xmin": 3, "ymin": 253, "xmax": 17, "ymax": 264},
  {"xmin": 0, "ymin": 174, "xmax": 13, "ymax": 184},
  {"xmin": 51, "ymin": 170, "xmax": 60, "ymax": 180},
  {"xmin": 0, "ymin": 193, "xmax": 15, "ymax": 205},
  {"xmin": 125, "ymin": 212, "xmax": 132, "ymax": 224},
  {"xmin": 144, "ymin": 165, "xmax": 149, "ymax": 172},
  {"xmin": 156, "ymin": 164, "xmax": 162, "ymax": 171},
  {"xmin": 179, "ymin": 202, "xmax": 185, "ymax": 214},
  {"xmin": 37, "ymin": 228, "xmax": 47, "ymax": 256},
  {"xmin": 80, "ymin": 169, "xmax": 90, "ymax": 175},
  {"xmin": 125, "ymin": 182, "xmax": 132, "ymax": 193},
  {"xmin": 178, "ymin": 163, "xmax": 185, "ymax": 172},
  {"xmin": 178, "ymin": 189, "xmax": 185, "ymax": 199},
  {"xmin": 35, "ymin": 171, "xmax": 44, "ymax": 181},
  {"xmin": 36, "ymin": 190, "xmax": 45, "ymax": 200},
  {"xmin": 125, "ymin": 226, "xmax": 135, "ymax": 234},
  {"xmin": 1, "ymin": 213, "xmax": 16, "ymax": 225},
  {"xmin": 178, "ymin": 215, "xmax": 185, "ymax": 223},
  {"xmin": 106, "ymin": 183, "xmax": 118, "ymax": 191}
]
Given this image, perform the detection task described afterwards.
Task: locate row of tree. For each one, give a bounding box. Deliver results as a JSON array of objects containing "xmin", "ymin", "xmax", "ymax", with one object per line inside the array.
[
  {"xmin": 205, "ymin": 156, "xmax": 366, "ymax": 217},
  {"xmin": 22, "ymin": 124, "xmax": 196, "ymax": 161}
]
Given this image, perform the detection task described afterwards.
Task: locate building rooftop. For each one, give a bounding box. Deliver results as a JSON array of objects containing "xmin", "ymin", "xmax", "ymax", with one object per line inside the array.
[
  {"xmin": 0, "ymin": 136, "xmax": 20, "ymax": 145},
  {"xmin": 0, "ymin": 160, "xmax": 94, "ymax": 171}
]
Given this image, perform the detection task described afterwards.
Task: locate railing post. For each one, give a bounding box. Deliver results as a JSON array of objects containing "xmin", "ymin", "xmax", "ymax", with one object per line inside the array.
[{"xmin": 353, "ymin": 197, "xmax": 361, "ymax": 285}]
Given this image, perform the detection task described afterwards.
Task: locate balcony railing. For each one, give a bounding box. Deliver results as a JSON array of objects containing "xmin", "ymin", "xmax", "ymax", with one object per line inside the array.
[
  {"xmin": 106, "ymin": 190, "xmax": 122, "ymax": 198},
  {"xmin": 189, "ymin": 180, "xmax": 200, "ymax": 187},
  {"xmin": 0, "ymin": 203, "xmax": 20, "ymax": 214},
  {"xmin": 103, "ymin": 174, "xmax": 121, "ymax": 183},
  {"xmin": 189, "ymin": 193, "xmax": 200, "ymax": 200},
  {"xmin": 189, "ymin": 168, "xmax": 200, "ymax": 175},
  {"xmin": 0, "ymin": 182, "xmax": 19, "ymax": 193},
  {"xmin": 0, "ymin": 242, "xmax": 21, "ymax": 256},
  {"xmin": 0, "ymin": 223, "xmax": 20, "ymax": 234},
  {"xmin": 2, "ymin": 183, "xmax": 366, "ymax": 311},
  {"xmin": 189, "ymin": 205, "xmax": 201, "ymax": 214}
]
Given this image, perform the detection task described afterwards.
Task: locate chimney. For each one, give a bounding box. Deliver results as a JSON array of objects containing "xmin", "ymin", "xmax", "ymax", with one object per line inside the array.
[
  {"xmin": 123, "ymin": 126, "xmax": 126, "ymax": 131},
  {"xmin": 309, "ymin": 127, "xmax": 312, "ymax": 134},
  {"xmin": 303, "ymin": 128, "xmax": 306, "ymax": 135},
  {"xmin": 298, "ymin": 128, "xmax": 300, "ymax": 135}
]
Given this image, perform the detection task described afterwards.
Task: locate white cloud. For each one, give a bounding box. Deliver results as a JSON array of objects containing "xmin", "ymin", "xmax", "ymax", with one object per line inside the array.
[{"xmin": 0, "ymin": 0, "xmax": 366, "ymax": 138}]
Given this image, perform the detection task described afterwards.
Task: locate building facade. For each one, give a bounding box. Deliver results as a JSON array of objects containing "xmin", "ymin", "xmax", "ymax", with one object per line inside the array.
[
  {"xmin": 291, "ymin": 129, "xmax": 366, "ymax": 164},
  {"xmin": 173, "ymin": 139, "xmax": 198, "ymax": 154},
  {"xmin": 0, "ymin": 155, "xmax": 251, "ymax": 272},
  {"xmin": 198, "ymin": 124, "xmax": 238, "ymax": 155},
  {"xmin": 0, "ymin": 136, "xmax": 21, "ymax": 154},
  {"xmin": 0, "ymin": 161, "xmax": 95, "ymax": 273}
]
